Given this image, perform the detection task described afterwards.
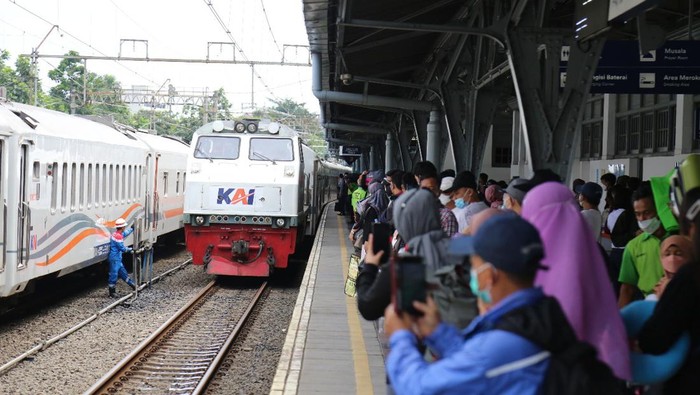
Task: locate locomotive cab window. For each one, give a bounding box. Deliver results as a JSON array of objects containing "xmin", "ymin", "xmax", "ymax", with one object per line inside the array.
[
  {"xmin": 249, "ymin": 138, "xmax": 294, "ymax": 162},
  {"xmin": 194, "ymin": 136, "xmax": 240, "ymax": 160}
]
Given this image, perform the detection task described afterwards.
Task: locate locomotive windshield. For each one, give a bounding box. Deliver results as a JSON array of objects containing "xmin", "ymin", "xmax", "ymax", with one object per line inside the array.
[
  {"xmin": 194, "ymin": 136, "xmax": 240, "ymax": 160},
  {"xmin": 249, "ymin": 138, "xmax": 294, "ymax": 162}
]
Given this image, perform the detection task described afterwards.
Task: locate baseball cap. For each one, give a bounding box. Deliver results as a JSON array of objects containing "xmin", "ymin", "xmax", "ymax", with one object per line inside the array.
[
  {"xmin": 574, "ymin": 182, "xmax": 603, "ymax": 205},
  {"xmin": 448, "ymin": 215, "xmax": 547, "ymax": 276},
  {"xmin": 500, "ymin": 178, "xmax": 528, "ymax": 204},
  {"xmin": 439, "ymin": 176, "xmax": 455, "ymax": 193},
  {"xmin": 443, "ymin": 171, "xmax": 477, "ymax": 194}
]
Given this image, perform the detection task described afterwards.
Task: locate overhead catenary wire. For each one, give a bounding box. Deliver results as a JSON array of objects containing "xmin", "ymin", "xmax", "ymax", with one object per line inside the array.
[
  {"xmin": 259, "ymin": 0, "xmax": 282, "ymax": 56},
  {"xmin": 202, "ymin": 0, "xmax": 279, "ymax": 102},
  {"xmin": 8, "ymin": 0, "xmax": 160, "ymax": 86}
]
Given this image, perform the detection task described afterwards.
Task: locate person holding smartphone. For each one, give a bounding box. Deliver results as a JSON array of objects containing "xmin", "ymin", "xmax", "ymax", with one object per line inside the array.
[{"xmin": 383, "ymin": 215, "xmax": 566, "ymax": 394}]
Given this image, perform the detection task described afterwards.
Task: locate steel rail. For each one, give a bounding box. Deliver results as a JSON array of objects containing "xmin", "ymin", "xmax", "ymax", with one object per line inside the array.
[
  {"xmin": 84, "ymin": 280, "xmax": 267, "ymax": 394},
  {"xmin": 0, "ymin": 258, "xmax": 192, "ymax": 376}
]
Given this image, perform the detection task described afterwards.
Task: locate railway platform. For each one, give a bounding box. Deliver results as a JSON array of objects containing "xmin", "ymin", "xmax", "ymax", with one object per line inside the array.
[{"xmin": 271, "ymin": 204, "xmax": 386, "ymax": 395}]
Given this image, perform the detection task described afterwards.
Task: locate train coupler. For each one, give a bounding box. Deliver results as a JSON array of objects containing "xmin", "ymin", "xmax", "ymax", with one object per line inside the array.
[
  {"xmin": 203, "ymin": 244, "xmax": 214, "ymax": 271},
  {"xmin": 266, "ymin": 246, "xmax": 275, "ymax": 274}
]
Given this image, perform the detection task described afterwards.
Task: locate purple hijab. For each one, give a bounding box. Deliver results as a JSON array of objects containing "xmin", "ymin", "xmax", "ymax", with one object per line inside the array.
[{"xmin": 522, "ymin": 182, "xmax": 631, "ymax": 380}]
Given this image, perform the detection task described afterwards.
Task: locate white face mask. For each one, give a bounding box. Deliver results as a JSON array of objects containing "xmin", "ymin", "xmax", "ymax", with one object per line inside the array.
[
  {"xmin": 439, "ymin": 194, "xmax": 451, "ymax": 206},
  {"xmin": 638, "ymin": 217, "xmax": 661, "ymax": 235}
]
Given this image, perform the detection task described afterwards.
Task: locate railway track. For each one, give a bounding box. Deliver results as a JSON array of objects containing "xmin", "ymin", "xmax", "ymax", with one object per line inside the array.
[{"xmin": 85, "ymin": 280, "xmax": 267, "ymax": 395}]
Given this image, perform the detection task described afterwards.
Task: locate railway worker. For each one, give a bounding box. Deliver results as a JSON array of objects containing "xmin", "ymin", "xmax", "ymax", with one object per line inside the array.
[{"xmin": 108, "ymin": 218, "xmax": 137, "ymax": 298}]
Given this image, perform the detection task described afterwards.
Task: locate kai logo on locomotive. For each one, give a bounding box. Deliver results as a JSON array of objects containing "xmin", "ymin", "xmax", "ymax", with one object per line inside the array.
[{"xmin": 217, "ymin": 188, "xmax": 256, "ymax": 205}]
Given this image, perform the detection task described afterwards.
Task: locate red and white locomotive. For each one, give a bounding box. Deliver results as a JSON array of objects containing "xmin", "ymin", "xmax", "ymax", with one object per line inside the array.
[{"xmin": 183, "ymin": 119, "xmax": 348, "ymax": 276}]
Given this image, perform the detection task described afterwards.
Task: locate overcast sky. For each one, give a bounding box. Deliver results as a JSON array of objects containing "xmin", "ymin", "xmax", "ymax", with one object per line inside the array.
[{"xmin": 0, "ymin": 0, "xmax": 317, "ymax": 113}]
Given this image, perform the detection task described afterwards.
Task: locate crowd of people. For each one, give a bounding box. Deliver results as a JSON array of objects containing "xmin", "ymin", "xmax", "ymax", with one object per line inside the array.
[{"xmin": 335, "ymin": 156, "xmax": 700, "ymax": 394}]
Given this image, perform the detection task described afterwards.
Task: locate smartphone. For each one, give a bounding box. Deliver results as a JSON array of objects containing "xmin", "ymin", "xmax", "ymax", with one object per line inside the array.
[
  {"xmin": 371, "ymin": 222, "xmax": 392, "ymax": 264},
  {"xmin": 391, "ymin": 255, "xmax": 426, "ymax": 316}
]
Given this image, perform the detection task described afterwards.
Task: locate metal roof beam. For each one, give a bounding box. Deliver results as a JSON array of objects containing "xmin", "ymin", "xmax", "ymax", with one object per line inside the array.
[{"xmin": 340, "ymin": 19, "xmax": 505, "ymax": 47}]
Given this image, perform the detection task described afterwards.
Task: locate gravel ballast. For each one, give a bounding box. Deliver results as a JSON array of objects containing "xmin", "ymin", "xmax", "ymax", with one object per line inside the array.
[
  {"xmin": 0, "ymin": 249, "xmax": 212, "ymax": 393},
  {"xmin": 0, "ymin": 245, "xmax": 307, "ymax": 394}
]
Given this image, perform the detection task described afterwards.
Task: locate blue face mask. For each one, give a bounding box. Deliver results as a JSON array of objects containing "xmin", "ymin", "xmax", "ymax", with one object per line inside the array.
[
  {"xmin": 469, "ymin": 265, "xmax": 492, "ymax": 304},
  {"xmin": 455, "ymin": 197, "xmax": 466, "ymax": 209}
]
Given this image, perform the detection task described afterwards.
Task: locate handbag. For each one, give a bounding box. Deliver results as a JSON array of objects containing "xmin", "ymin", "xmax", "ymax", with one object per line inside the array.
[
  {"xmin": 344, "ymin": 253, "xmax": 361, "ymax": 297},
  {"xmin": 352, "ymin": 228, "xmax": 364, "ymax": 249}
]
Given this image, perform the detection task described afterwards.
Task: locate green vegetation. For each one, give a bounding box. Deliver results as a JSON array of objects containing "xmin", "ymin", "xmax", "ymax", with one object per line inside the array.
[{"xmin": 0, "ymin": 49, "xmax": 326, "ymax": 154}]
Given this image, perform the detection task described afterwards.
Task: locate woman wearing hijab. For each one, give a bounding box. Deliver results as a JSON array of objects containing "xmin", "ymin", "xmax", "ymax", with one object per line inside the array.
[
  {"xmin": 522, "ymin": 182, "xmax": 631, "ymax": 381},
  {"xmin": 651, "ymin": 235, "xmax": 694, "ymax": 299},
  {"xmin": 638, "ymin": 186, "xmax": 700, "ymax": 394},
  {"xmin": 350, "ymin": 181, "xmax": 390, "ymax": 246},
  {"xmin": 356, "ymin": 188, "xmax": 461, "ymax": 320}
]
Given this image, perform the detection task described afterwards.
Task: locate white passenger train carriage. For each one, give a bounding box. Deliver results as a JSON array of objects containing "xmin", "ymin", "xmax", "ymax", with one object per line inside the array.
[
  {"xmin": 0, "ymin": 101, "xmax": 189, "ymax": 299},
  {"xmin": 184, "ymin": 119, "xmax": 349, "ymax": 276}
]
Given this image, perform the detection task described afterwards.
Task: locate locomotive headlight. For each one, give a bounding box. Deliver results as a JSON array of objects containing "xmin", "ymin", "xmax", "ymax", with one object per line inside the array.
[
  {"xmin": 275, "ymin": 218, "xmax": 285, "ymax": 227},
  {"xmin": 195, "ymin": 216, "xmax": 205, "ymax": 225},
  {"xmin": 284, "ymin": 166, "xmax": 295, "ymax": 177}
]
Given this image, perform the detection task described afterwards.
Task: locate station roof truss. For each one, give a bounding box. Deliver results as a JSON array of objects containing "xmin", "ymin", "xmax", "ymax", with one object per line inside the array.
[{"xmin": 304, "ymin": 0, "xmax": 698, "ymax": 171}]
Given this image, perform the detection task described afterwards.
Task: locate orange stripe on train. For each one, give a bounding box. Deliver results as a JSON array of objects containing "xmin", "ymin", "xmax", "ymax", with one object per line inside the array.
[
  {"xmin": 99, "ymin": 203, "xmax": 143, "ymax": 228},
  {"xmin": 37, "ymin": 228, "xmax": 109, "ymax": 267},
  {"xmin": 164, "ymin": 207, "xmax": 184, "ymax": 218}
]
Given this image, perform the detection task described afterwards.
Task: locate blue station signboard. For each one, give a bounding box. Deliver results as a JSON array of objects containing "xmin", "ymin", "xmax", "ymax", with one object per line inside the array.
[{"xmin": 560, "ymin": 40, "xmax": 700, "ymax": 94}]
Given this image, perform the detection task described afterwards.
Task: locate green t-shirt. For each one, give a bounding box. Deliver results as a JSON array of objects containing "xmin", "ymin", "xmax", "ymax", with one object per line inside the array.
[
  {"xmin": 618, "ymin": 232, "xmax": 665, "ymax": 295},
  {"xmin": 351, "ymin": 187, "xmax": 367, "ymax": 212}
]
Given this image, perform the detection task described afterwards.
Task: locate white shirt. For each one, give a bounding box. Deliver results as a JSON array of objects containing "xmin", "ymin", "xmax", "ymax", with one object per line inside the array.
[
  {"xmin": 581, "ymin": 209, "xmax": 602, "ymax": 242},
  {"xmin": 453, "ymin": 201, "xmax": 488, "ymax": 233}
]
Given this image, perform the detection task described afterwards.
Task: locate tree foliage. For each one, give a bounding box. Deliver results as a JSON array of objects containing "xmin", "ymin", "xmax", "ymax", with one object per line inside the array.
[
  {"xmin": 0, "ymin": 50, "xmax": 323, "ymax": 151},
  {"xmin": 0, "ymin": 50, "xmax": 35, "ymax": 103}
]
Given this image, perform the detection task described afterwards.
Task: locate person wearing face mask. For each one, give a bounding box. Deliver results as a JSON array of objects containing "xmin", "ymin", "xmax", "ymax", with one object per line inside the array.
[
  {"xmin": 618, "ymin": 181, "xmax": 669, "ymax": 308},
  {"xmin": 444, "ymin": 171, "xmax": 488, "ymax": 233},
  {"xmin": 636, "ymin": 155, "xmax": 700, "ymax": 394},
  {"xmin": 501, "ymin": 178, "xmax": 527, "ymax": 215},
  {"xmin": 649, "ymin": 235, "xmax": 694, "ymax": 300},
  {"xmin": 382, "ymin": 215, "xmax": 584, "ymax": 395}
]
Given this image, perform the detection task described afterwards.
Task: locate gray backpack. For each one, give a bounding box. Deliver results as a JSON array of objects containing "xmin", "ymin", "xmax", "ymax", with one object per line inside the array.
[{"xmin": 430, "ymin": 264, "xmax": 478, "ymax": 329}]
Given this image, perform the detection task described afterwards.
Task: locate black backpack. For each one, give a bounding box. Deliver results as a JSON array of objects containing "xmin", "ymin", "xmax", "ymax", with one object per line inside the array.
[{"xmin": 493, "ymin": 297, "xmax": 625, "ymax": 395}]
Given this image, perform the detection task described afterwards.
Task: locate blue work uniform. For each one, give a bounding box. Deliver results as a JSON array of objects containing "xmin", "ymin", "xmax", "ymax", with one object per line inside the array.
[{"xmin": 108, "ymin": 227, "xmax": 134, "ymax": 287}]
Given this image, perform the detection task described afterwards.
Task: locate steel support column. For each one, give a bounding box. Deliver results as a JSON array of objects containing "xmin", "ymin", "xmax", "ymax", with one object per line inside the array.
[
  {"xmin": 385, "ymin": 133, "xmax": 395, "ymax": 171},
  {"xmin": 413, "ymin": 111, "xmax": 428, "ymax": 162},
  {"xmin": 426, "ymin": 109, "xmax": 441, "ymax": 166},
  {"xmin": 443, "ymin": 83, "xmax": 468, "ymax": 171},
  {"xmin": 506, "ymin": 27, "xmax": 605, "ymax": 180},
  {"xmin": 468, "ymin": 88, "xmax": 500, "ymax": 174}
]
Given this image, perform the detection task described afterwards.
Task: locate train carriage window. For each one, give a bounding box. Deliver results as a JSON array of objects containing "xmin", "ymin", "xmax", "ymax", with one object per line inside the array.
[
  {"xmin": 163, "ymin": 172, "xmax": 169, "ymax": 197},
  {"xmin": 121, "ymin": 164, "xmax": 126, "ymax": 202},
  {"xmin": 127, "ymin": 165, "xmax": 132, "ymax": 202},
  {"xmin": 61, "ymin": 163, "xmax": 68, "ymax": 212},
  {"xmin": 95, "ymin": 163, "xmax": 100, "ymax": 206},
  {"xmin": 87, "ymin": 164, "xmax": 93, "ymax": 209},
  {"xmin": 115, "ymin": 165, "xmax": 120, "ymax": 204},
  {"xmin": 50, "ymin": 162, "xmax": 58, "ymax": 214},
  {"xmin": 249, "ymin": 138, "xmax": 294, "ymax": 161},
  {"xmin": 79, "ymin": 163, "xmax": 85, "ymax": 210},
  {"xmin": 33, "ymin": 161, "xmax": 40, "ymax": 181},
  {"xmin": 109, "ymin": 164, "xmax": 114, "ymax": 205},
  {"xmin": 70, "ymin": 163, "xmax": 77, "ymax": 211},
  {"xmin": 194, "ymin": 136, "xmax": 240, "ymax": 160},
  {"xmin": 102, "ymin": 164, "xmax": 107, "ymax": 207}
]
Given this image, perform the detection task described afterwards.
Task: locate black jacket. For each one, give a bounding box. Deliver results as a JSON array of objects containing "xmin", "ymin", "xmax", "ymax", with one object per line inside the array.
[
  {"xmin": 638, "ymin": 263, "xmax": 700, "ymax": 394},
  {"xmin": 610, "ymin": 209, "xmax": 639, "ymax": 248},
  {"xmin": 356, "ymin": 263, "xmax": 391, "ymax": 321}
]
